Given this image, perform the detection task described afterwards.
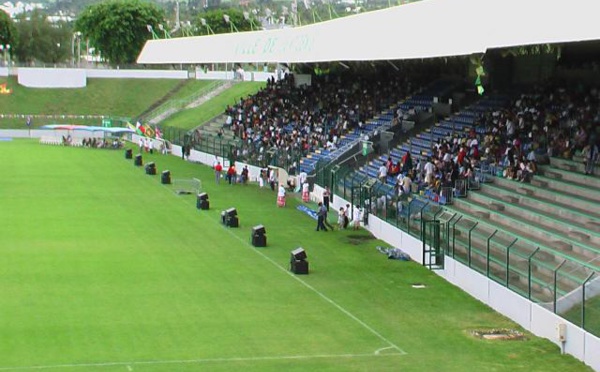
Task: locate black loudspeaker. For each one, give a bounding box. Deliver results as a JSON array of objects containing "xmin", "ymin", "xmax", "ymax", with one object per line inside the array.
[
  {"xmin": 251, "ymin": 225, "xmax": 267, "ymax": 247},
  {"xmin": 145, "ymin": 162, "xmax": 156, "ymax": 175},
  {"xmin": 252, "ymin": 234, "xmax": 267, "ymax": 247},
  {"xmin": 228, "ymin": 216, "xmax": 239, "ymax": 228},
  {"xmin": 252, "ymin": 225, "xmax": 266, "ymax": 236},
  {"xmin": 161, "ymin": 170, "xmax": 171, "ymax": 184},
  {"xmin": 221, "ymin": 209, "xmax": 239, "ymax": 227},
  {"xmin": 225, "ymin": 208, "xmax": 237, "ymax": 218},
  {"xmin": 290, "ymin": 248, "xmax": 307, "ymax": 261},
  {"xmin": 197, "ymin": 193, "xmax": 209, "ymax": 210},
  {"xmin": 134, "ymin": 154, "xmax": 143, "ymax": 166},
  {"xmin": 125, "ymin": 148, "xmax": 133, "ymax": 159},
  {"xmin": 291, "ymin": 259, "xmax": 309, "ymax": 274}
]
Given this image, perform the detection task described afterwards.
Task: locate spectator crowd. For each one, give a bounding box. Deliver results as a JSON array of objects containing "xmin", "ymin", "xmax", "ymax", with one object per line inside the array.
[{"xmin": 221, "ymin": 70, "xmax": 423, "ymax": 172}]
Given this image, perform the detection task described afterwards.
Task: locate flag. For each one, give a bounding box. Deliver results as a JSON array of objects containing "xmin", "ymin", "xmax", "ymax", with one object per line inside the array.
[
  {"xmin": 143, "ymin": 124, "xmax": 155, "ymax": 138},
  {"xmin": 135, "ymin": 121, "xmax": 145, "ymax": 135},
  {"xmin": 127, "ymin": 122, "xmax": 138, "ymax": 133}
]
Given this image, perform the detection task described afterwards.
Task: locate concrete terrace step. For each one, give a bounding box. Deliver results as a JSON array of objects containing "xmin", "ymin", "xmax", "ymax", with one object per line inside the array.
[
  {"xmin": 531, "ymin": 173, "xmax": 600, "ymax": 203},
  {"xmin": 469, "ymin": 192, "xmax": 600, "ymax": 250},
  {"xmin": 540, "ymin": 164, "xmax": 600, "ymax": 189},
  {"xmin": 491, "ymin": 176, "xmax": 600, "ymax": 217},
  {"xmin": 549, "ymin": 156, "xmax": 592, "ymax": 175},
  {"xmin": 476, "ymin": 186, "xmax": 600, "ymax": 243},
  {"xmin": 449, "ymin": 199, "xmax": 600, "ymax": 271},
  {"xmin": 482, "ymin": 182, "xmax": 600, "ymax": 224}
]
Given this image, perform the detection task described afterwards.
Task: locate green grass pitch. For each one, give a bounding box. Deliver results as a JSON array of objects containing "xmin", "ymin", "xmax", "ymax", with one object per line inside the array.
[{"xmin": 0, "ymin": 140, "xmax": 591, "ymax": 371}]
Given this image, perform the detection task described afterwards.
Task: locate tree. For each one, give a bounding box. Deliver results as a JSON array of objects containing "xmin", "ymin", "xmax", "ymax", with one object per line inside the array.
[
  {"xmin": 195, "ymin": 9, "xmax": 252, "ymax": 35},
  {"xmin": 0, "ymin": 9, "xmax": 17, "ymax": 54},
  {"xmin": 76, "ymin": 0, "xmax": 165, "ymax": 66},
  {"xmin": 13, "ymin": 11, "xmax": 71, "ymax": 64}
]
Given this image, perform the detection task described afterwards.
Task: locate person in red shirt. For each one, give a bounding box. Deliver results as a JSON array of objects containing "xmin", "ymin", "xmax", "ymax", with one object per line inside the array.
[
  {"xmin": 226, "ymin": 164, "xmax": 237, "ymax": 185},
  {"xmin": 214, "ymin": 161, "xmax": 223, "ymax": 184}
]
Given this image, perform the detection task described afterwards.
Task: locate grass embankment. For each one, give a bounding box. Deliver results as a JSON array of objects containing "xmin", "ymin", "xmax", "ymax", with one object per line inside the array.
[
  {"xmin": 0, "ymin": 77, "xmax": 181, "ymax": 128},
  {"xmin": 162, "ymin": 81, "xmax": 265, "ymax": 130},
  {"xmin": 0, "ymin": 139, "xmax": 591, "ymax": 372}
]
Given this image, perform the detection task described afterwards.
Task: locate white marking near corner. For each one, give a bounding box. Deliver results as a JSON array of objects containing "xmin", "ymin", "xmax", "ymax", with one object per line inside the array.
[
  {"xmin": 0, "ymin": 353, "xmax": 406, "ymax": 371},
  {"xmin": 374, "ymin": 346, "xmax": 397, "ymax": 355}
]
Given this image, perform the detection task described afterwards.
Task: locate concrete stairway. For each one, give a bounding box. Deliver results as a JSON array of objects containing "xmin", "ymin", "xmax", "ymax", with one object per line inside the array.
[{"xmin": 148, "ymin": 81, "xmax": 236, "ymax": 125}]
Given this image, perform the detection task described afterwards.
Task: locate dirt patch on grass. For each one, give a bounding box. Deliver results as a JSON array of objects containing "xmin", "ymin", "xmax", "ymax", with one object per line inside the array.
[
  {"xmin": 470, "ymin": 329, "xmax": 526, "ymax": 341},
  {"xmin": 346, "ymin": 235, "xmax": 376, "ymax": 245}
]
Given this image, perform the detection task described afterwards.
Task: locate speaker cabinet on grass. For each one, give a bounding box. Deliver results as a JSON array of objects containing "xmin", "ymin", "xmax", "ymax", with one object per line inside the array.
[
  {"xmin": 161, "ymin": 170, "xmax": 171, "ymax": 184},
  {"xmin": 290, "ymin": 247, "xmax": 308, "ymax": 274},
  {"xmin": 145, "ymin": 162, "xmax": 156, "ymax": 175},
  {"xmin": 134, "ymin": 154, "xmax": 143, "ymax": 166},
  {"xmin": 125, "ymin": 148, "xmax": 133, "ymax": 159},
  {"xmin": 196, "ymin": 192, "xmax": 209, "ymax": 210},
  {"xmin": 251, "ymin": 225, "xmax": 267, "ymax": 247},
  {"xmin": 221, "ymin": 208, "xmax": 239, "ymax": 228}
]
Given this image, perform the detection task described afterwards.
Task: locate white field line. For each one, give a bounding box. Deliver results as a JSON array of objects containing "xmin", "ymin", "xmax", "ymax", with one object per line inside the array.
[
  {"xmin": 0, "ymin": 352, "xmax": 405, "ymax": 371},
  {"xmin": 191, "ymin": 194, "xmax": 407, "ymax": 356}
]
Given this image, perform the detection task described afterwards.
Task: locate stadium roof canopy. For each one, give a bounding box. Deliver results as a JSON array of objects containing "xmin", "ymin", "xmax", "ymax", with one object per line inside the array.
[{"xmin": 137, "ymin": 0, "xmax": 600, "ymax": 64}]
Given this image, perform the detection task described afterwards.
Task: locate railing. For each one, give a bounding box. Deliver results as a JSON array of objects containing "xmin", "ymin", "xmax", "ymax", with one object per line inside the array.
[{"xmin": 169, "ymin": 131, "xmax": 301, "ymax": 171}]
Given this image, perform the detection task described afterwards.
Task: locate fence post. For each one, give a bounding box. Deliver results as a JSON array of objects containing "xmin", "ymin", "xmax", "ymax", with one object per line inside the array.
[
  {"xmin": 486, "ymin": 229, "xmax": 498, "ymax": 277},
  {"xmin": 450, "ymin": 215, "xmax": 462, "ymax": 258},
  {"xmin": 505, "ymin": 238, "xmax": 518, "ymax": 287},
  {"xmin": 553, "ymin": 260, "xmax": 567, "ymax": 313},
  {"xmin": 467, "ymin": 222, "xmax": 478, "ymax": 268},
  {"xmin": 581, "ymin": 273, "xmax": 595, "ymax": 331},
  {"xmin": 527, "ymin": 247, "xmax": 540, "ymax": 300}
]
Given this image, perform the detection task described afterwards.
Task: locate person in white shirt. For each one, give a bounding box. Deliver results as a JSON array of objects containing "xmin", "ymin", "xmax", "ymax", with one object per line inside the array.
[
  {"xmin": 378, "ymin": 162, "xmax": 388, "ymax": 184},
  {"xmin": 402, "ymin": 175, "xmax": 412, "ymax": 195},
  {"xmin": 352, "ymin": 205, "xmax": 362, "ymax": 230},
  {"xmin": 423, "ymin": 158, "xmax": 435, "ymax": 185}
]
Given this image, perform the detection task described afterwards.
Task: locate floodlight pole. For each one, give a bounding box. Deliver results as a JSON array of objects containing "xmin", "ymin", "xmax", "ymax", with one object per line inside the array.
[
  {"xmin": 224, "ymin": 15, "xmax": 239, "ymax": 33},
  {"xmin": 249, "ymin": 18, "xmax": 258, "ymax": 31},
  {"xmin": 147, "ymin": 25, "xmax": 160, "ymax": 40},
  {"xmin": 158, "ymin": 24, "xmax": 171, "ymax": 39},
  {"xmin": 201, "ymin": 19, "xmax": 215, "ymax": 35}
]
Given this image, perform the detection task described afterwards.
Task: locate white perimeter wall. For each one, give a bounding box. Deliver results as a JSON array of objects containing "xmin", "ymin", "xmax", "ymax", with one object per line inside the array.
[
  {"xmin": 195, "ymin": 69, "xmax": 277, "ymax": 82},
  {"xmin": 18, "ymin": 68, "xmax": 87, "ymax": 88},
  {"xmin": 0, "ymin": 67, "xmax": 7, "ymax": 77},
  {"xmin": 86, "ymin": 69, "xmax": 187, "ymax": 79},
  {"xmin": 10, "ymin": 67, "xmax": 285, "ymax": 87},
  {"xmin": 15, "ymin": 68, "xmax": 188, "ymax": 89}
]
